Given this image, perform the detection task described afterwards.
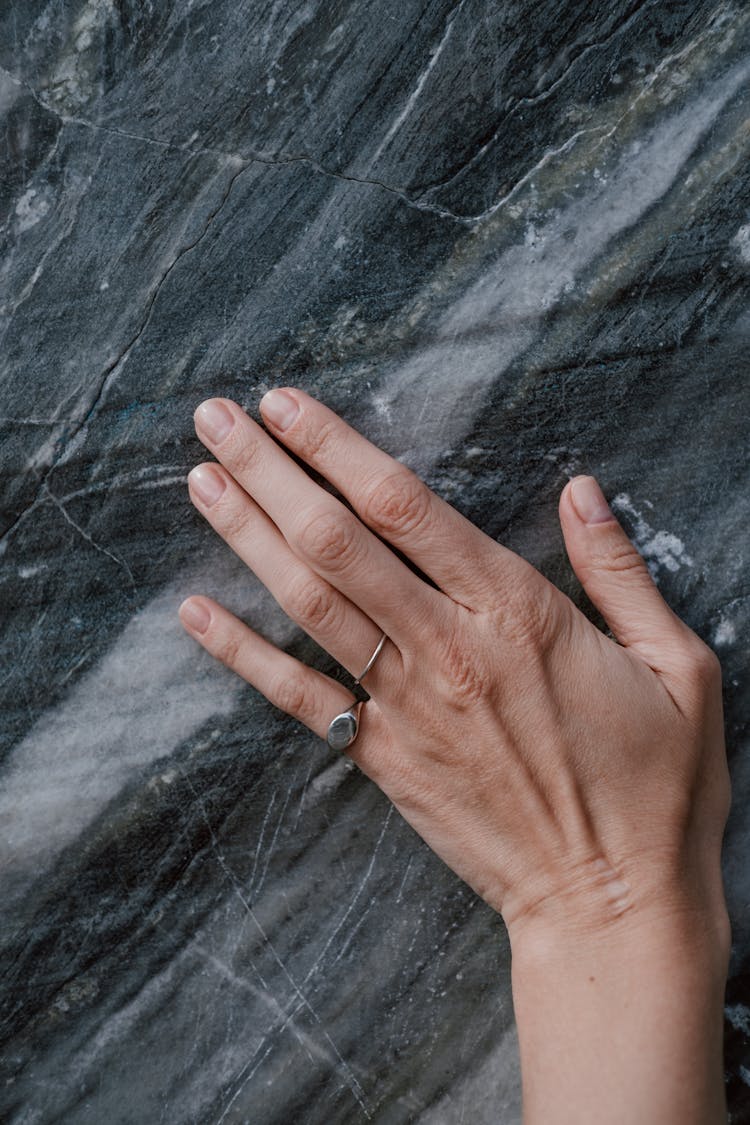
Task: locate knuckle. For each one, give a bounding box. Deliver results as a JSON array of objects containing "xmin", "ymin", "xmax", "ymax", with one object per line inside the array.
[
  {"xmin": 218, "ymin": 498, "xmax": 252, "ymax": 541},
  {"xmin": 590, "ymin": 541, "xmax": 649, "ymax": 578},
  {"xmin": 491, "ymin": 575, "xmax": 559, "ymax": 652},
  {"xmin": 438, "ymin": 630, "xmax": 490, "ymax": 707},
  {"xmin": 271, "ymin": 674, "xmax": 310, "ymax": 718},
  {"xmin": 284, "ymin": 573, "xmax": 338, "ymax": 631},
  {"xmin": 361, "ymin": 469, "xmax": 432, "ymax": 540},
  {"xmin": 297, "ymin": 415, "xmax": 340, "ymax": 462},
  {"xmin": 227, "ymin": 434, "xmax": 262, "ymax": 478},
  {"xmin": 215, "ymin": 632, "xmax": 242, "ymax": 669},
  {"xmin": 297, "ymin": 508, "xmax": 359, "ymax": 568}
]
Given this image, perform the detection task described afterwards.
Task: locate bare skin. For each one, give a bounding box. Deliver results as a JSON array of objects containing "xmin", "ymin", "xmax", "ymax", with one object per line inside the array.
[{"xmin": 178, "ymin": 388, "xmax": 731, "ymax": 1124}]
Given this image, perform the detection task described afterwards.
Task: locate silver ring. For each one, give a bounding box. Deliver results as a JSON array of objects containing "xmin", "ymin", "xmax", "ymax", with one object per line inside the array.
[{"xmin": 326, "ymin": 631, "xmax": 387, "ymax": 751}]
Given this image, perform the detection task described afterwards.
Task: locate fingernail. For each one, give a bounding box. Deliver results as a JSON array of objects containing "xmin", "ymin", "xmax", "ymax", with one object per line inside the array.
[
  {"xmin": 195, "ymin": 399, "xmax": 234, "ymax": 443},
  {"xmin": 260, "ymin": 389, "xmax": 299, "ymax": 431},
  {"xmin": 570, "ymin": 476, "xmax": 613, "ymax": 525},
  {"xmin": 179, "ymin": 598, "xmax": 210, "ymax": 634},
  {"xmin": 188, "ymin": 464, "xmax": 226, "ymax": 506}
]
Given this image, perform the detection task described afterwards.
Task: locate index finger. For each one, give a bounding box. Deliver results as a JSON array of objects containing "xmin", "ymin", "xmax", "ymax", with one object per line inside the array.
[{"xmin": 259, "ymin": 387, "xmax": 536, "ymax": 611}]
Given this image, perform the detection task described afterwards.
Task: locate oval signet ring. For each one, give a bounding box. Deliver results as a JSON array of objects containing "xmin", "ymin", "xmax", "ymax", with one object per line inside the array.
[{"xmin": 326, "ymin": 702, "xmax": 363, "ymax": 751}]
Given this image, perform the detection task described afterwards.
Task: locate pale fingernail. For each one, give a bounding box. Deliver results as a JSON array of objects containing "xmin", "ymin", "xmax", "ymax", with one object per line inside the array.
[
  {"xmin": 195, "ymin": 398, "xmax": 234, "ymax": 443},
  {"xmin": 260, "ymin": 388, "xmax": 299, "ymax": 431},
  {"xmin": 179, "ymin": 598, "xmax": 210, "ymax": 634},
  {"xmin": 188, "ymin": 464, "xmax": 226, "ymax": 507},
  {"xmin": 570, "ymin": 476, "xmax": 613, "ymax": 525}
]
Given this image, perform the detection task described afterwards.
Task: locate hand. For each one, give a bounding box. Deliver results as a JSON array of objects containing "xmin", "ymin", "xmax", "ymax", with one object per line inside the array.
[
  {"xmin": 179, "ymin": 388, "xmax": 731, "ymax": 1124},
  {"xmin": 179, "ymin": 388, "xmax": 729, "ymax": 944}
]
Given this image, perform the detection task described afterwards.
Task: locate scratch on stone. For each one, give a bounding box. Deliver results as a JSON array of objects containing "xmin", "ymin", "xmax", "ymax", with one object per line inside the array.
[
  {"xmin": 196, "ymin": 947, "xmax": 317, "ymax": 1071},
  {"xmin": 247, "ymin": 790, "xmax": 277, "ymax": 894},
  {"xmin": 301, "ymin": 805, "xmax": 393, "ymax": 988},
  {"xmin": 42, "ymin": 483, "xmax": 136, "ymax": 587},
  {"xmin": 254, "ymin": 785, "xmax": 292, "ymax": 897},
  {"xmin": 395, "ymin": 855, "xmax": 414, "ymax": 904},
  {"xmin": 293, "ymin": 755, "xmax": 316, "ymax": 830},
  {"xmin": 184, "ymin": 775, "xmax": 373, "ymax": 1120}
]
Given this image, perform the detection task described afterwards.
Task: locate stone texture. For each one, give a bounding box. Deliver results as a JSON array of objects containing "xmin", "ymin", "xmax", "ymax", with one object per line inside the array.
[{"xmin": 0, "ymin": 2, "xmax": 748, "ymax": 1122}]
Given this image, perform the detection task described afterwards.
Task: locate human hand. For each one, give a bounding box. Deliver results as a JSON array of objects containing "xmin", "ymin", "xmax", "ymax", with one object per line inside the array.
[
  {"xmin": 179, "ymin": 388, "xmax": 731, "ymax": 1123},
  {"xmin": 178, "ymin": 388, "xmax": 729, "ymax": 950}
]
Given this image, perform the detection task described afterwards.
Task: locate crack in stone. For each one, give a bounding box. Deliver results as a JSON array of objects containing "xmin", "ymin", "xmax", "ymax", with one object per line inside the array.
[
  {"xmin": 516, "ymin": 0, "xmax": 655, "ymax": 109},
  {"xmin": 418, "ymin": 0, "xmax": 656, "ymax": 202},
  {"xmin": 0, "ymin": 62, "xmax": 468, "ymax": 224},
  {"xmin": 0, "ymin": 157, "xmax": 251, "ymax": 556},
  {"xmin": 42, "ymin": 483, "xmax": 135, "ymax": 587},
  {"xmin": 417, "ymin": 2, "xmax": 738, "ymax": 211}
]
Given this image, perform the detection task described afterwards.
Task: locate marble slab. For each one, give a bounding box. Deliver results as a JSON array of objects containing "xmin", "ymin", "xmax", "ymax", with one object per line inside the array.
[{"xmin": 1, "ymin": 2, "xmax": 748, "ymax": 1121}]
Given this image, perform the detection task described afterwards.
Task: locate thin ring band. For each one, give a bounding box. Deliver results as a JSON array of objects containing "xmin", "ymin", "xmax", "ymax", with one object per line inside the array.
[
  {"xmin": 326, "ymin": 631, "xmax": 388, "ymax": 751},
  {"xmin": 354, "ymin": 630, "xmax": 387, "ymax": 687}
]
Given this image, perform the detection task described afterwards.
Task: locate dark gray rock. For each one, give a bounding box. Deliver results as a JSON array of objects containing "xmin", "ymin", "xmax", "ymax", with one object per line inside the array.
[{"xmin": 0, "ymin": 2, "xmax": 748, "ymax": 1121}]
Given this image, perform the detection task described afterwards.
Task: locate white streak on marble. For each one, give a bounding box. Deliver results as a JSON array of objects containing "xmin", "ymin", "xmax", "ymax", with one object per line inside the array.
[
  {"xmin": 373, "ymin": 58, "xmax": 746, "ymax": 456},
  {"xmin": 726, "ymin": 1003, "xmax": 750, "ymax": 1035},
  {"xmin": 364, "ymin": 0, "xmax": 467, "ymax": 174},
  {"xmin": 0, "ymin": 578, "xmax": 247, "ymax": 907},
  {"xmin": 0, "ymin": 66, "xmax": 22, "ymax": 114},
  {"xmin": 56, "ymin": 465, "xmax": 187, "ymax": 501},
  {"xmin": 14, "ymin": 188, "xmax": 50, "ymax": 232},
  {"xmin": 611, "ymin": 494, "xmax": 694, "ymax": 577},
  {"xmin": 0, "ymin": 160, "xmax": 88, "ymax": 333},
  {"xmin": 17, "ymin": 563, "xmax": 45, "ymax": 579},
  {"xmin": 733, "ymin": 223, "xmax": 750, "ymax": 265},
  {"xmin": 464, "ymin": 3, "xmax": 741, "ymax": 228},
  {"xmin": 713, "ymin": 615, "xmax": 737, "ymax": 647},
  {"xmin": 374, "ymin": 56, "xmax": 750, "ymax": 455},
  {"xmin": 43, "ymin": 0, "xmax": 116, "ymax": 111}
]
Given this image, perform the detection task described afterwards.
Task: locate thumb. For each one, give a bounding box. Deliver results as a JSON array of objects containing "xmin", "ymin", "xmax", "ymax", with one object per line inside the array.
[{"xmin": 559, "ymin": 475, "xmax": 690, "ymax": 666}]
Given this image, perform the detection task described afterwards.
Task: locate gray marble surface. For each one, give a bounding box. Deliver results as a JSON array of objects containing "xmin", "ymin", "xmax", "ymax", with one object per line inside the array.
[{"xmin": 1, "ymin": 2, "xmax": 748, "ymax": 1121}]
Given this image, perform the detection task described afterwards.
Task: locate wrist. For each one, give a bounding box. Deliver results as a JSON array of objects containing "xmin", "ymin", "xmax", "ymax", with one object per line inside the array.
[
  {"xmin": 508, "ymin": 890, "xmax": 731, "ymax": 981},
  {"xmin": 503, "ymin": 843, "xmax": 731, "ymax": 970},
  {"xmin": 508, "ymin": 895, "xmax": 730, "ymax": 1125}
]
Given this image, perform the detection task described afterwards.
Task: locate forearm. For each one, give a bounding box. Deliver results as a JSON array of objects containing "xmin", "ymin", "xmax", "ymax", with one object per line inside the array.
[{"xmin": 509, "ymin": 906, "xmax": 731, "ymax": 1125}]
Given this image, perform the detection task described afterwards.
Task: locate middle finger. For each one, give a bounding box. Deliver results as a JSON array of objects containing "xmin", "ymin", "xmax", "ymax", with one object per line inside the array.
[{"xmin": 193, "ymin": 397, "xmax": 443, "ymax": 648}]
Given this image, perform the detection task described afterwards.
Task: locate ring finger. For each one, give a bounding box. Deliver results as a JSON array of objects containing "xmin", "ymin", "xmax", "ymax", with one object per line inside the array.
[
  {"xmin": 178, "ymin": 594, "xmax": 390, "ymax": 744},
  {"xmin": 187, "ymin": 461, "xmax": 401, "ymax": 691}
]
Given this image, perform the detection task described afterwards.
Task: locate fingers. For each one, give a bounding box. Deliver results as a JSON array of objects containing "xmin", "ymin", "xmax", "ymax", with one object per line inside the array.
[
  {"xmin": 559, "ymin": 476, "xmax": 691, "ymax": 666},
  {"xmin": 178, "ymin": 594, "xmax": 372, "ymax": 741},
  {"xmin": 192, "ymin": 398, "xmax": 443, "ymax": 648},
  {"xmin": 187, "ymin": 462, "xmax": 400, "ymax": 687},
  {"xmin": 258, "ymin": 387, "xmax": 534, "ymax": 610}
]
